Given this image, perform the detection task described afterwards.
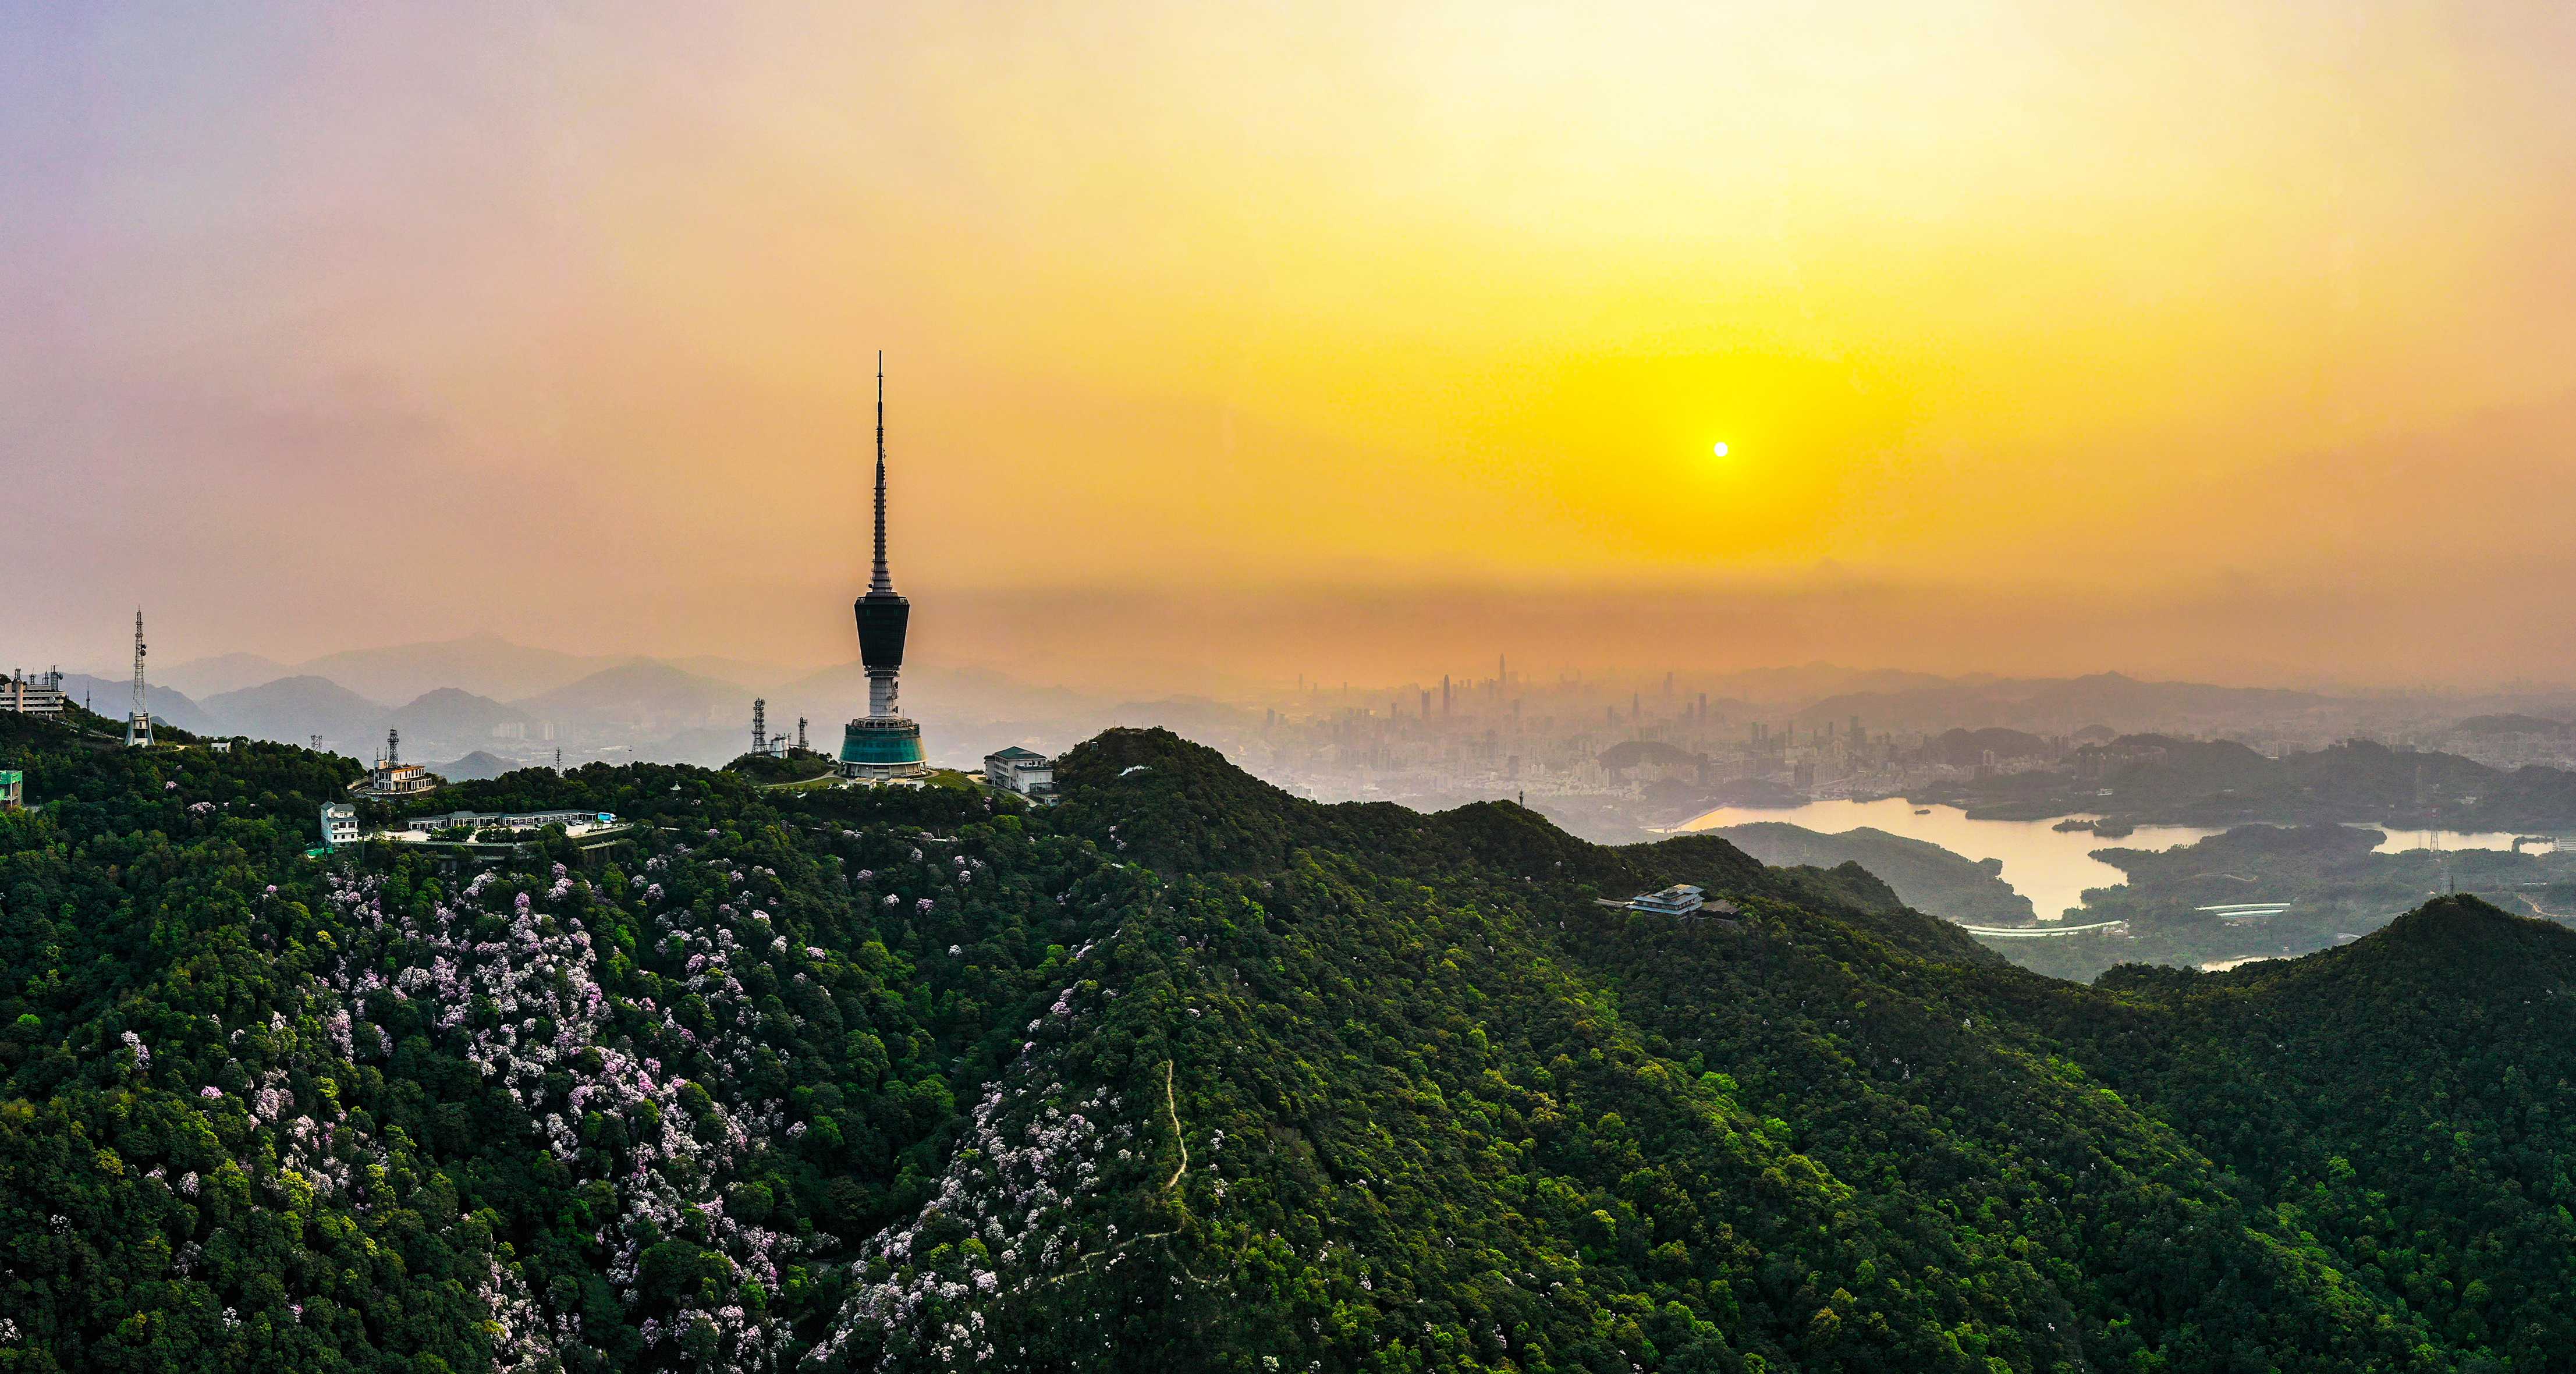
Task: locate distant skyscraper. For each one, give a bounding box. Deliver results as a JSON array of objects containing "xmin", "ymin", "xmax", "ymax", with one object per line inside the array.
[{"xmin": 839, "ymin": 354, "xmax": 929, "ymax": 781}]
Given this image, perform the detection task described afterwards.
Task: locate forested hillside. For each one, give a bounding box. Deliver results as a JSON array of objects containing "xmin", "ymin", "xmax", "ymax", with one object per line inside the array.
[{"xmin": 1, "ymin": 716, "xmax": 2568, "ymax": 1372}]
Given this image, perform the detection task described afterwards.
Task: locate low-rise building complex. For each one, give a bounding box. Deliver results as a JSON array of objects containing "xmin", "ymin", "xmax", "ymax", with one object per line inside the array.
[
  {"xmin": 2, "ymin": 670, "xmax": 67, "ymax": 716},
  {"xmin": 983, "ymin": 746, "xmax": 1056, "ymax": 798}
]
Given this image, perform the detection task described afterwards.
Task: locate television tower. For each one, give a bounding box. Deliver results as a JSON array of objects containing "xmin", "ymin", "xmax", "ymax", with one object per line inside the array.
[
  {"xmin": 125, "ymin": 609, "xmax": 151, "ymax": 748},
  {"xmin": 839, "ymin": 351, "xmax": 928, "ymax": 780}
]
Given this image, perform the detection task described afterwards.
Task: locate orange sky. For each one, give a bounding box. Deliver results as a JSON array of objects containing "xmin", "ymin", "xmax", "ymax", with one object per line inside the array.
[{"xmin": 6, "ymin": 2, "xmax": 2576, "ymax": 689}]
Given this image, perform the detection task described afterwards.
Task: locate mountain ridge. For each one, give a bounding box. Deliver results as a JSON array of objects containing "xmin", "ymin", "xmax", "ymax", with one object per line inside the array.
[{"xmin": 0, "ymin": 718, "xmax": 2569, "ymax": 1368}]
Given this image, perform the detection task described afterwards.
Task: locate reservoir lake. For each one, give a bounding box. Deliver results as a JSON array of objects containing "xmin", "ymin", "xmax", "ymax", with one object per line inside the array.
[{"xmin": 1672, "ymin": 797, "xmax": 2544, "ymax": 922}]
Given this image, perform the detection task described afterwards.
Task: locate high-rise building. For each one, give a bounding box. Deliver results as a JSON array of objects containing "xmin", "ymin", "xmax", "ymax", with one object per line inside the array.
[{"xmin": 840, "ymin": 354, "xmax": 929, "ymax": 781}]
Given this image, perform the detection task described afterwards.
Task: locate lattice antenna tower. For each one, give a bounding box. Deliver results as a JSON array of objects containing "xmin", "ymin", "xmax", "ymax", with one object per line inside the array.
[
  {"xmin": 125, "ymin": 608, "xmax": 152, "ymax": 748},
  {"xmin": 752, "ymin": 698, "xmax": 768, "ymax": 754}
]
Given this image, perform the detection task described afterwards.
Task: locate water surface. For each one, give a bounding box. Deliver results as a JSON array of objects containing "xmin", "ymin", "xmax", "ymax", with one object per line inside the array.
[
  {"xmin": 1676, "ymin": 800, "xmax": 2553, "ymax": 920},
  {"xmin": 1673, "ymin": 798, "xmax": 2222, "ymax": 921}
]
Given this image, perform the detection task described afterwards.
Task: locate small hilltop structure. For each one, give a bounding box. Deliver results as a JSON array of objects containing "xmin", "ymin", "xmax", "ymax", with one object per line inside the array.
[{"xmin": 348, "ymin": 727, "xmax": 442, "ymax": 800}]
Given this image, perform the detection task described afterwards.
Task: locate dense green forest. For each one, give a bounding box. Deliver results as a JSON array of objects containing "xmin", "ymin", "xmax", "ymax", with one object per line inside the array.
[{"xmin": 2, "ymin": 709, "xmax": 2571, "ymax": 1371}]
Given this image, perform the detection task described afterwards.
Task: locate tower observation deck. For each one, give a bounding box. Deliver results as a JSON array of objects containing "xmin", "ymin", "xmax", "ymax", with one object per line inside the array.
[{"xmin": 840, "ymin": 354, "xmax": 929, "ymax": 780}]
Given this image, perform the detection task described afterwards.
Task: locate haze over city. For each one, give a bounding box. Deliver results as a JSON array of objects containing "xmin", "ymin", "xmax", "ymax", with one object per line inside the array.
[{"xmin": 10, "ymin": 2, "xmax": 2576, "ymax": 691}]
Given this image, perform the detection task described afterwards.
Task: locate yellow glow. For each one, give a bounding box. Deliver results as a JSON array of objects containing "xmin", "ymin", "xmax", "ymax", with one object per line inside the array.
[
  {"xmin": 549, "ymin": 0, "xmax": 2573, "ymax": 609},
  {"xmin": 23, "ymin": 2, "xmax": 2576, "ymax": 681}
]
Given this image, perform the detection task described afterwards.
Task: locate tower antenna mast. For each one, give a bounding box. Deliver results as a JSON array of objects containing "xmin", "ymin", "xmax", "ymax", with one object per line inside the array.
[
  {"xmin": 872, "ymin": 350, "xmax": 890, "ymax": 594},
  {"xmin": 125, "ymin": 608, "xmax": 152, "ymax": 748}
]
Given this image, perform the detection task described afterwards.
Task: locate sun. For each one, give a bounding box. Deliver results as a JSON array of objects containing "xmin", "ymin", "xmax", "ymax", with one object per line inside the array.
[{"xmin": 1712, "ymin": 441, "xmax": 1729, "ymax": 458}]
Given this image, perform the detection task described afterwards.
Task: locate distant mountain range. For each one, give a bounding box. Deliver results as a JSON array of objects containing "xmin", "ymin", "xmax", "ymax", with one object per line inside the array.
[
  {"xmin": 2449, "ymin": 712, "xmax": 2573, "ymax": 738},
  {"xmin": 160, "ymin": 633, "xmax": 796, "ymax": 705},
  {"xmin": 201, "ymin": 675, "xmax": 387, "ymax": 750},
  {"xmin": 423, "ymin": 750, "xmax": 521, "ymax": 782},
  {"xmin": 52, "ymin": 674, "xmax": 225, "ymax": 735},
  {"xmin": 125, "ymin": 644, "xmax": 1123, "ymax": 772},
  {"xmin": 1793, "ymin": 671, "xmax": 2339, "ymax": 736},
  {"xmin": 118, "ymin": 656, "xmax": 760, "ymax": 766}
]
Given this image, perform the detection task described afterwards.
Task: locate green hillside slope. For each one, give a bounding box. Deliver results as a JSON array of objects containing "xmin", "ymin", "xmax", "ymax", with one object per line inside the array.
[{"xmin": 0, "ymin": 719, "xmax": 2566, "ymax": 1371}]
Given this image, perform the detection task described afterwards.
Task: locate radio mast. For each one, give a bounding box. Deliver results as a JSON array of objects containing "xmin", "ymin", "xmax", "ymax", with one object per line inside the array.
[{"xmin": 125, "ymin": 609, "xmax": 152, "ymax": 748}]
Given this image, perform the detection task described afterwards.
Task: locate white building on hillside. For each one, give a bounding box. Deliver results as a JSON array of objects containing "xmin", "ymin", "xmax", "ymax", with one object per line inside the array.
[
  {"xmin": 984, "ymin": 746, "xmax": 1056, "ymax": 798},
  {"xmin": 3, "ymin": 670, "xmax": 67, "ymax": 716}
]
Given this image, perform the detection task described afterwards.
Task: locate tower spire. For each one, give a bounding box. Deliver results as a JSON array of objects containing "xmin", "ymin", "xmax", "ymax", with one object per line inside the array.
[{"xmin": 871, "ymin": 350, "xmax": 892, "ymax": 595}]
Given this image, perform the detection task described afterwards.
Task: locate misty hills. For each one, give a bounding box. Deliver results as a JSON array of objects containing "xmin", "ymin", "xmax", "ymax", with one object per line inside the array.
[
  {"xmin": 1715, "ymin": 820, "xmax": 2038, "ymax": 925},
  {"xmin": 151, "ymin": 650, "xmax": 294, "ymax": 698},
  {"xmin": 141, "ymin": 659, "xmax": 754, "ymax": 765},
  {"xmin": 160, "ymin": 633, "xmax": 790, "ymax": 706},
  {"xmin": 49, "ymin": 674, "xmax": 225, "ymax": 736},
  {"xmin": 2450, "ymin": 711, "xmax": 2573, "ymax": 737},
  {"xmin": 1939, "ymin": 730, "xmax": 2576, "ymax": 832},
  {"xmin": 149, "ymin": 638, "xmax": 1144, "ymax": 771},
  {"xmin": 201, "ymin": 675, "xmax": 387, "ymax": 748},
  {"xmin": 387, "ymin": 686, "xmax": 536, "ymax": 741},
  {"xmin": 512, "ymin": 660, "xmax": 739, "ymax": 734},
  {"xmin": 420, "ymin": 749, "xmax": 520, "ymax": 782},
  {"xmin": 1794, "ymin": 670, "xmax": 2336, "ymax": 736}
]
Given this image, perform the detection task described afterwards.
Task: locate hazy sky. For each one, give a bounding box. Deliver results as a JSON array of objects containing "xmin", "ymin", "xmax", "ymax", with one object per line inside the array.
[{"xmin": 6, "ymin": 2, "xmax": 2576, "ymax": 690}]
